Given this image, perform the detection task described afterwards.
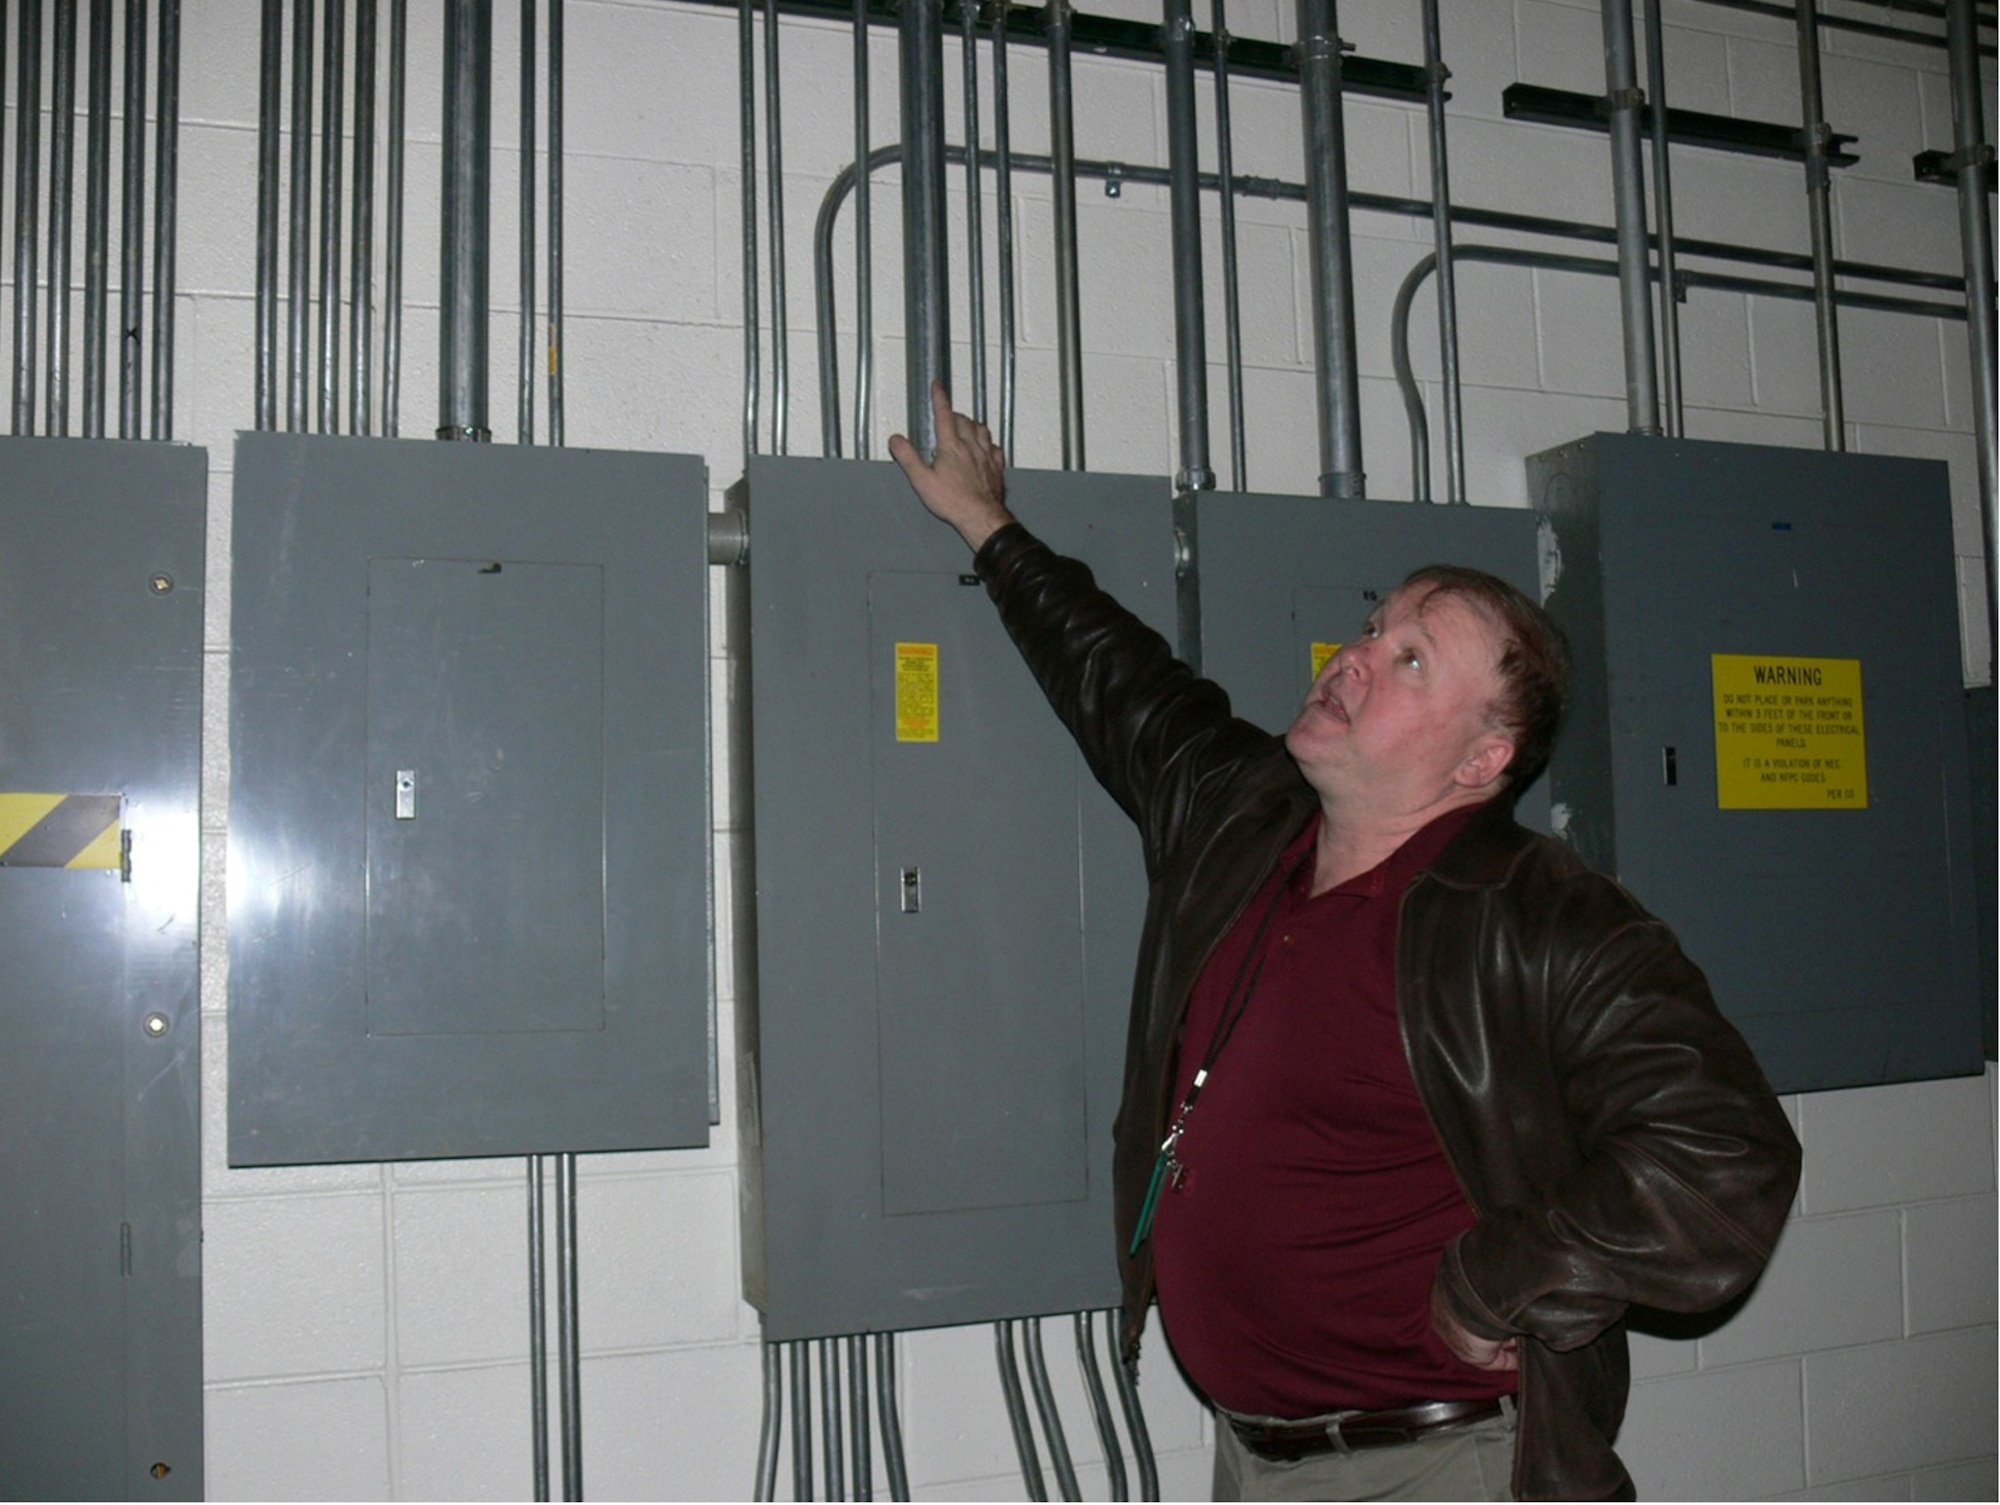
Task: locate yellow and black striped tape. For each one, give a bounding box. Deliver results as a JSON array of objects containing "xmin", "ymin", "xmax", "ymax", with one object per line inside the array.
[{"xmin": 0, "ymin": 793, "xmax": 124, "ymax": 870}]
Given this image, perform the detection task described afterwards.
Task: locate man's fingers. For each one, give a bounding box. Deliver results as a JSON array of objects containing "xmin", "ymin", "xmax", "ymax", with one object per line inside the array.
[{"xmin": 930, "ymin": 380, "xmax": 955, "ymax": 440}]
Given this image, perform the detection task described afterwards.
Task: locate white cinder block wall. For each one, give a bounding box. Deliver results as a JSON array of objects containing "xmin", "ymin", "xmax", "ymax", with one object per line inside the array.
[{"xmin": 72, "ymin": 0, "xmax": 1986, "ymax": 1496}]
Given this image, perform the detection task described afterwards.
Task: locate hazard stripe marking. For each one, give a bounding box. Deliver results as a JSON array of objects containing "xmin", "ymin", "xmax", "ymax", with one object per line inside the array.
[{"xmin": 0, "ymin": 794, "xmax": 124, "ymax": 869}]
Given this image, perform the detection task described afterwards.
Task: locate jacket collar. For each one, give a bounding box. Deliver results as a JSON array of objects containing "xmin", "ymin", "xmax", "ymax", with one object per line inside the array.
[{"xmin": 1420, "ymin": 793, "xmax": 1538, "ymax": 891}]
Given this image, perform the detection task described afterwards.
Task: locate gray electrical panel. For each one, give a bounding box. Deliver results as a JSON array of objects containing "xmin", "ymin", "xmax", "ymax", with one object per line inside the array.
[
  {"xmin": 738, "ymin": 457, "xmax": 1173, "ymax": 1341},
  {"xmin": 0, "ymin": 438, "xmax": 206, "ymax": 1499},
  {"xmin": 1529, "ymin": 433, "xmax": 1980, "ymax": 1091},
  {"xmin": 1193, "ymin": 491, "xmax": 1549, "ymax": 827},
  {"xmin": 229, "ymin": 434, "xmax": 713, "ymax": 1165}
]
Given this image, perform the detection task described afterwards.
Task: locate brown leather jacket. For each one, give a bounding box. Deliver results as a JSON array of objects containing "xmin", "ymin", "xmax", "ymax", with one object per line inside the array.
[{"xmin": 975, "ymin": 524, "xmax": 1802, "ymax": 1501}]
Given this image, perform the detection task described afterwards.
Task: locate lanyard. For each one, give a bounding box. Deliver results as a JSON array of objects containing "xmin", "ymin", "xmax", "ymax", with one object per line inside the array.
[{"xmin": 1129, "ymin": 856, "xmax": 1302, "ymax": 1255}]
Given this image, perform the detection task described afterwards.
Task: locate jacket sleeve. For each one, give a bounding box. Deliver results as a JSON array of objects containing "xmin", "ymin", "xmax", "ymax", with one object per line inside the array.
[
  {"xmin": 975, "ymin": 522, "xmax": 1277, "ymax": 872},
  {"xmin": 1431, "ymin": 872, "xmax": 1803, "ymax": 1353}
]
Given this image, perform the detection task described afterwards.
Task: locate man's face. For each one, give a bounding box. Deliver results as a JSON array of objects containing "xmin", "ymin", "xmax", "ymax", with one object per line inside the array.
[{"xmin": 1284, "ymin": 582, "xmax": 1517, "ymax": 815}]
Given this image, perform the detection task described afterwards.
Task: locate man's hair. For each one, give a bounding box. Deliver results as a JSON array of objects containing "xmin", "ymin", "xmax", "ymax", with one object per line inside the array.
[{"xmin": 1401, "ymin": 563, "xmax": 1571, "ymax": 797}]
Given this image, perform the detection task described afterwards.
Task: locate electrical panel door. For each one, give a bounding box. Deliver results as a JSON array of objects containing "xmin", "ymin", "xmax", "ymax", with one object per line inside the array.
[
  {"xmin": 229, "ymin": 434, "xmax": 713, "ymax": 1164},
  {"xmin": 739, "ymin": 457, "xmax": 1173, "ymax": 1341},
  {"xmin": 1530, "ymin": 434, "xmax": 1980, "ymax": 1091}
]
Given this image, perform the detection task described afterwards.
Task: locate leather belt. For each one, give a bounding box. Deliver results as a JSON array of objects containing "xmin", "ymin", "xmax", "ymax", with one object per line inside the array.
[{"xmin": 1226, "ymin": 1397, "xmax": 1507, "ymax": 1462}]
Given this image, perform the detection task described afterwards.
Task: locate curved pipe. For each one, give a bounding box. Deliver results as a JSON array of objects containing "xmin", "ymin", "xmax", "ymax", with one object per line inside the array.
[
  {"xmin": 1073, "ymin": 1312, "xmax": 1128, "ymax": 1501},
  {"xmin": 995, "ymin": 1321, "xmax": 1046, "ymax": 1501}
]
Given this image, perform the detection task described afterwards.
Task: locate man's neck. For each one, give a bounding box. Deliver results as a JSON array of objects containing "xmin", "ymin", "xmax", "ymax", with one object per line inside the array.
[{"xmin": 1310, "ymin": 790, "xmax": 1493, "ymax": 896}]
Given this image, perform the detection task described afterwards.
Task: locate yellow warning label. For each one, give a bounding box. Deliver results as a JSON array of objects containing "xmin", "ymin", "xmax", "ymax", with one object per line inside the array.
[
  {"xmin": 1311, "ymin": 642, "xmax": 1343, "ymax": 679},
  {"xmin": 895, "ymin": 642, "xmax": 940, "ymax": 743},
  {"xmin": 0, "ymin": 792, "xmax": 125, "ymax": 868},
  {"xmin": 1712, "ymin": 655, "xmax": 1867, "ymax": 810}
]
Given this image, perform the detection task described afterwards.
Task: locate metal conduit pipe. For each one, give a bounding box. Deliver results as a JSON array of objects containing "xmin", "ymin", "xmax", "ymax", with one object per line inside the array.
[
  {"xmin": 318, "ymin": 0, "xmax": 346, "ymax": 433},
  {"xmin": 790, "ymin": 1340, "xmax": 814, "ymax": 1500},
  {"xmin": 901, "ymin": 0, "xmax": 951, "ymax": 452},
  {"xmin": 352, "ymin": 0, "xmax": 377, "ymax": 435},
  {"xmin": 150, "ymin": 0, "xmax": 179, "ymax": 440},
  {"xmin": 1108, "ymin": 1312, "xmax": 1159, "ymax": 1501},
  {"xmin": 847, "ymin": 1333, "xmax": 872, "ymax": 1501},
  {"xmin": 555, "ymin": 1151, "xmax": 582, "ymax": 1501},
  {"xmin": 546, "ymin": 0, "xmax": 563, "ymax": 446},
  {"xmin": 1047, "ymin": 0, "xmax": 1084, "ymax": 468},
  {"xmin": 1418, "ymin": 0, "xmax": 1466, "ymax": 500},
  {"xmin": 1944, "ymin": 0, "xmax": 1997, "ymax": 662},
  {"xmin": 820, "ymin": 1339, "xmax": 845, "ymax": 1500},
  {"xmin": 438, "ymin": 0, "xmax": 492, "ymax": 441},
  {"xmin": 384, "ymin": 0, "xmax": 407, "ymax": 436},
  {"xmin": 1163, "ymin": 0, "xmax": 1212, "ymax": 494},
  {"xmin": 754, "ymin": 1339, "xmax": 781, "ymax": 1502},
  {"xmin": 48, "ymin": 0, "xmax": 78, "ymax": 436},
  {"xmin": 1296, "ymin": 0, "xmax": 1365, "ymax": 498},
  {"xmin": 1212, "ymin": 0, "xmax": 1247, "ymax": 492},
  {"xmin": 528, "ymin": 1156, "xmax": 551, "ymax": 1502},
  {"xmin": 519, "ymin": 0, "xmax": 537, "ymax": 444},
  {"xmin": 1025, "ymin": 1318, "xmax": 1080, "ymax": 1502},
  {"xmin": 1073, "ymin": 1312, "xmax": 1129, "ymax": 1502},
  {"xmin": 961, "ymin": 0, "xmax": 987, "ymax": 421},
  {"xmin": 13, "ymin": 0, "xmax": 45, "ymax": 434},
  {"xmin": 285, "ymin": 0, "xmax": 310, "ymax": 431},
  {"xmin": 1642, "ymin": 0, "xmax": 1683, "ymax": 437},
  {"xmin": 765, "ymin": 0, "xmax": 789, "ymax": 453},
  {"xmin": 995, "ymin": 1321, "xmax": 1048, "ymax": 1501},
  {"xmin": 255, "ymin": 1, "xmax": 281, "ymax": 429},
  {"xmin": 119, "ymin": 0, "xmax": 145, "ymax": 436},
  {"xmin": 993, "ymin": 1, "xmax": 1017, "ymax": 457},
  {"xmin": 1795, "ymin": 0, "xmax": 1845, "ymax": 449},
  {"xmin": 1, "ymin": 4, "xmax": 8, "ymax": 423},
  {"xmin": 84, "ymin": 0, "xmax": 111, "ymax": 436},
  {"xmin": 875, "ymin": 1332, "xmax": 910, "ymax": 1501},
  {"xmin": 852, "ymin": 0, "xmax": 872, "ymax": 457},
  {"xmin": 1600, "ymin": 0, "xmax": 1662, "ymax": 435},
  {"xmin": 740, "ymin": 0, "xmax": 760, "ymax": 457}
]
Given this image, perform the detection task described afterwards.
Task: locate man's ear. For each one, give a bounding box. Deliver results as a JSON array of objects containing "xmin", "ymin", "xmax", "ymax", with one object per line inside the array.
[{"xmin": 1456, "ymin": 736, "xmax": 1516, "ymax": 792}]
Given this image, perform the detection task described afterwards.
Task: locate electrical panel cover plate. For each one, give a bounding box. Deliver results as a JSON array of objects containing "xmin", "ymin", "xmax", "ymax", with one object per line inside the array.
[{"xmin": 229, "ymin": 434, "xmax": 712, "ymax": 1164}]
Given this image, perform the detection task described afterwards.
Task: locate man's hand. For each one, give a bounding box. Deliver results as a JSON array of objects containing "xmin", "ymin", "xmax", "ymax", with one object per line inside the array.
[
  {"xmin": 1431, "ymin": 1277, "xmax": 1521, "ymax": 1373},
  {"xmin": 888, "ymin": 382, "xmax": 1016, "ymax": 553}
]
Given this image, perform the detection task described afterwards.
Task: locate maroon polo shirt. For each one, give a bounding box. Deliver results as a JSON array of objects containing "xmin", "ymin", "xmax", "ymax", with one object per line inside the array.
[{"xmin": 1149, "ymin": 803, "xmax": 1516, "ymax": 1419}]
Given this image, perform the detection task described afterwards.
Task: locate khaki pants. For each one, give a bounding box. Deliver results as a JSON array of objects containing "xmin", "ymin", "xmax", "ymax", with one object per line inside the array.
[{"xmin": 1212, "ymin": 1399, "xmax": 1517, "ymax": 1502}]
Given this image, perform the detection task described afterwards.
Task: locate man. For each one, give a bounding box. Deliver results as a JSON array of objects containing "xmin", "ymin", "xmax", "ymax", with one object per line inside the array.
[{"xmin": 890, "ymin": 386, "xmax": 1801, "ymax": 1502}]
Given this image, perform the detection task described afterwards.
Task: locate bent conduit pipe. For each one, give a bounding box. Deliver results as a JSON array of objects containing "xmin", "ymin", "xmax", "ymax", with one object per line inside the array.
[
  {"xmin": 1025, "ymin": 1318, "xmax": 1080, "ymax": 1502},
  {"xmin": 1073, "ymin": 1312, "xmax": 1128, "ymax": 1501},
  {"xmin": 1943, "ymin": 0, "xmax": 1996, "ymax": 666},
  {"xmin": 1108, "ymin": 1311, "xmax": 1159, "ymax": 1502},
  {"xmin": 996, "ymin": 1321, "xmax": 1047, "ymax": 1500},
  {"xmin": 875, "ymin": 1331, "xmax": 910, "ymax": 1500}
]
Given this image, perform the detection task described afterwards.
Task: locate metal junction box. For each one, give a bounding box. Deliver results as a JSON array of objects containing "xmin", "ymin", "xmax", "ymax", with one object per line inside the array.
[
  {"xmin": 229, "ymin": 434, "xmax": 713, "ymax": 1165},
  {"xmin": 1192, "ymin": 491, "xmax": 1549, "ymax": 827},
  {"xmin": 1, "ymin": 437, "xmax": 206, "ymax": 1499},
  {"xmin": 1530, "ymin": 433, "xmax": 1980, "ymax": 1092},
  {"xmin": 738, "ymin": 457, "xmax": 1174, "ymax": 1341}
]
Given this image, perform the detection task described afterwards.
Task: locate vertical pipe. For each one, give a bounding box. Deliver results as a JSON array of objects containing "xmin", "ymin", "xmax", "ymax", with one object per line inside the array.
[
  {"xmin": 1795, "ymin": 0, "xmax": 1843, "ymax": 450},
  {"xmin": 1211, "ymin": 0, "xmax": 1246, "ymax": 492},
  {"xmin": 1419, "ymin": 0, "xmax": 1466, "ymax": 499},
  {"xmin": 875, "ymin": 1332, "xmax": 909, "ymax": 1502},
  {"xmin": 754, "ymin": 1339, "xmax": 781, "ymax": 1502},
  {"xmin": 0, "ymin": 0, "xmax": 8, "ymax": 426},
  {"xmin": 284, "ymin": 0, "xmax": 311, "ymax": 432},
  {"xmin": 1108, "ymin": 1311, "xmax": 1159, "ymax": 1502},
  {"xmin": 438, "ymin": 0, "xmax": 492, "ymax": 441},
  {"xmin": 383, "ymin": 0, "xmax": 406, "ymax": 436},
  {"xmin": 255, "ymin": 0, "xmax": 282, "ymax": 431},
  {"xmin": 789, "ymin": 1341, "xmax": 813, "ymax": 1501},
  {"xmin": 995, "ymin": 1322, "xmax": 1047, "ymax": 1502},
  {"xmin": 546, "ymin": 0, "xmax": 563, "ymax": 446},
  {"xmin": 1023, "ymin": 1319, "xmax": 1079, "ymax": 1502},
  {"xmin": 149, "ymin": 0, "xmax": 178, "ymax": 440},
  {"xmin": 83, "ymin": 0, "xmax": 111, "ymax": 436},
  {"xmin": 48, "ymin": 0, "xmax": 79, "ymax": 436},
  {"xmin": 740, "ymin": 0, "xmax": 760, "ymax": 458},
  {"xmin": 1295, "ymin": 0, "xmax": 1364, "ymax": 497},
  {"xmin": 352, "ymin": 0, "xmax": 377, "ymax": 435},
  {"xmin": 1073, "ymin": 1313, "xmax": 1128, "ymax": 1502},
  {"xmin": 992, "ymin": 1, "xmax": 1017, "ymax": 459},
  {"xmin": 1162, "ymin": 0, "xmax": 1211, "ymax": 494},
  {"xmin": 528, "ymin": 1156, "xmax": 551, "ymax": 1503},
  {"xmin": 1944, "ymin": 0, "xmax": 1996, "ymax": 667},
  {"xmin": 14, "ymin": 0, "xmax": 46, "ymax": 435},
  {"xmin": 317, "ymin": 0, "xmax": 344, "ymax": 433},
  {"xmin": 1641, "ymin": 0, "xmax": 1682, "ymax": 438},
  {"xmin": 555, "ymin": 1152, "xmax": 581, "ymax": 1502},
  {"xmin": 764, "ymin": 0, "xmax": 788, "ymax": 453},
  {"xmin": 847, "ymin": 1333, "xmax": 872, "ymax": 1502},
  {"xmin": 819, "ymin": 1340, "xmax": 845, "ymax": 1500},
  {"xmin": 519, "ymin": 0, "xmax": 536, "ymax": 444},
  {"xmin": 960, "ymin": 0, "xmax": 987, "ymax": 421},
  {"xmin": 900, "ymin": 0, "xmax": 950, "ymax": 453},
  {"xmin": 1601, "ymin": 0, "xmax": 1662, "ymax": 436},
  {"xmin": 1046, "ymin": 0, "xmax": 1083, "ymax": 468},
  {"xmin": 851, "ymin": 0, "xmax": 872, "ymax": 457}
]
